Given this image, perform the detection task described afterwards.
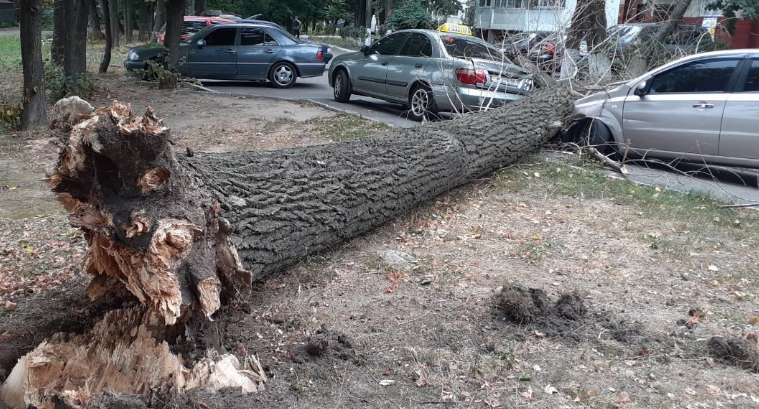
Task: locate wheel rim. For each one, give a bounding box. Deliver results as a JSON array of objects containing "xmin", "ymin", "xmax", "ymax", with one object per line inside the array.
[
  {"xmin": 274, "ymin": 65, "xmax": 293, "ymax": 86},
  {"xmin": 411, "ymin": 88, "xmax": 429, "ymax": 117},
  {"xmin": 334, "ymin": 75, "xmax": 342, "ymax": 98}
]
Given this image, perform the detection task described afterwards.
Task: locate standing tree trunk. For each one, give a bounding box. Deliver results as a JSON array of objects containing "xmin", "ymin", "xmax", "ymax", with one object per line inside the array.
[
  {"xmin": 124, "ymin": 0, "xmax": 133, "ymax": 42},
  {"xmin": 194, "ymin": 0, "xmax": 204, "ymax": 16},
  {"xmin": 73, "ymin": 0, "xmax": 89, "ymax": 75},
  {"xmin": 19, "ymin": 0, "xmax": 48, "ymax": 130},
  {"xmin": 109, "ymin": 0, "xmax": 119, "ymax": 47},
  {"xmin": 99, "ymin": 0, "xmax": 112, "ymax": 73},
  {"xmin": 138, "ymin": 0, "xmax": 151, "ymax": 41},
  {"xmin": 652, "ymin": 0, "xmax": 693, "ymax": 42},
  {"xmin": 88, "ymin": 0, "xmax": 104, "ymax": 39},
  {"xmin": 51, "ymin": 0, "xmax": 65, "ymax": 64},
  {"xmin": 163, "ymin": 0, "xmax": 185, "ymax": 66},
  {"xmin": 384, "ymin": 0, "xmax": 391, "ymax": 24},
  {"xmin": 1, "ymin": 85, "xmax": 574, "ymax": 409},
  {"xmin": 562, "ymin": 0, "xmax": 609, "ymax": 81},
  {"xmin": 151, "ymin": 0, "xmax": 166, "ymax": 42}
]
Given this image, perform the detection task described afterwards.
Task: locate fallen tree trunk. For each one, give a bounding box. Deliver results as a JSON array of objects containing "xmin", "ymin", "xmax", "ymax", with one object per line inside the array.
[{"xmin": 1, "ymin": 86, "xmax": 574, "ymax": 408}]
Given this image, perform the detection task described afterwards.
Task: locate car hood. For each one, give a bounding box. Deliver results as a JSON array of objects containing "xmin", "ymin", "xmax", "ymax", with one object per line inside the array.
[
  {"xmin": 129, "ymin": 43, "xmax": 166, "ymax": 54},
  {"xmin": 571, "ymin": 84, "xmax": 630, "ymax": 120}
]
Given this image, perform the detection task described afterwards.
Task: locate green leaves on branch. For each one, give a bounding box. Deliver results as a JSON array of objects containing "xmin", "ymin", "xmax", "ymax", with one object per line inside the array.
[{"xmin": 387, "ymin": 0, "xmax": 432, "ymax": 30}]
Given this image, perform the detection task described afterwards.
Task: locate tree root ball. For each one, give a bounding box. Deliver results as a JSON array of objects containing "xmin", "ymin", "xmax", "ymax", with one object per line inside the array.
[
  {"xmin": 495, "ymin": 285, "xmax": 587, "ymax": 324},
  {"xmin": 708, "ymin": 336, "xmax": 759, "ymax": 372}
]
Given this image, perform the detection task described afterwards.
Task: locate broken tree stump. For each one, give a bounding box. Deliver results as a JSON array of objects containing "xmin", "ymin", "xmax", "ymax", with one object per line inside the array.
[{"xmin": 1, "ymin": 85, "xmax": 574, "ymax": 408}]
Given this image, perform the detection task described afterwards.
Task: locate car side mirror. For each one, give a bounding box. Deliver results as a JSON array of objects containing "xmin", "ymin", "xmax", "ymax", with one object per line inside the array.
[
  {"xmin": 634, "ymin": 79, "xmax": 649, "ymax": 97},
  {"xmin": 360, "ymin": 45, "xmax": 370, "ymax": 55},
  {"xmin": 196, "ymin": 39, "xmax": 206, "ymax": 48}
]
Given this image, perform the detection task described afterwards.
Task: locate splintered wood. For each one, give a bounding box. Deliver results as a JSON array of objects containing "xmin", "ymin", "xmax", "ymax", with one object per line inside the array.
[{"xmin": 0, "ymin": 308, "xmax": 266, "ymax": 409}]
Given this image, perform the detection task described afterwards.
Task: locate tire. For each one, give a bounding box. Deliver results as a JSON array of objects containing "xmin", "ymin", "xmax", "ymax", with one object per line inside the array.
[
  {"xmin": 269, "ymin": 62, "xmax": 297, "ymax": 88},
  {"xmin": 574, "ymin": 120, "xmax": 617, "ymax": 156},
  {"xmin": 333, "ymin": 69, "xmax": 351, "ymax": 103},
  {"xmin": 407, "ymin": 84, "xmax": 438, "ymax": 122}
]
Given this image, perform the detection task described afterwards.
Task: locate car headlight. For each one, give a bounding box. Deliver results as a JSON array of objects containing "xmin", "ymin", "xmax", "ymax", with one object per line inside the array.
[
  {"xmin": 522, "ymin": 79, "xmax": 534, "ymax": 91},
  {"xmin": 128, "ymin": 51, "xmax": 139, "ymax": 61}
]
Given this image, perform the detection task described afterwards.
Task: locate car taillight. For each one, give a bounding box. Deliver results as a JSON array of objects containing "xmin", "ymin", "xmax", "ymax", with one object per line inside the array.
[
  {"xmin": 316, "ymin": 47, "xmax": 323, "ymax": 60},
  {"xmin": 455, "ymin": 68, "xmax": 487, "ymax": 85}
]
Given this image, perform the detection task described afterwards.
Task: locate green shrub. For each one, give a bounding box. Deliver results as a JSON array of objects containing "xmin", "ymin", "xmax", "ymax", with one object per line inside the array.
[
  {"xmin": 387, "ymin": 0, "xmax": 433, "ymax": 30},
  {"xmin": 0, "ymin": 101, "xmax": 23, "ymax": 131},
  {"xmin": 45, "ymin": 63, "xmax": 98, "ymax": 102}
]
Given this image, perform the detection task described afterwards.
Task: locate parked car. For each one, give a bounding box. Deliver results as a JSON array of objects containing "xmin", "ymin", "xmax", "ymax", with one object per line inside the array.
[
  {"xmin": 607, "ymin": 23, "xmax": 714, "ymax": 55},
  {"xmin": 567, "ymin": 49, "xmax": 759, "ymax": 168},
  {"xmin": 234, "ymin": 18, "xmax": 333, "ymax": 64},
  {"xmin": 156, "ymin": 16, "xmax": 234, "ymax": 42},
  {"xmin": 125, "ymin": 24, "xmax": 326, "ymax": 88},
  {"xmin": 328, "ymin": 29, "xmax": 533, "ymax": 121},
  {"xmin": 500, "ymin": 31, "xmax": 552, "ymax": 58}
]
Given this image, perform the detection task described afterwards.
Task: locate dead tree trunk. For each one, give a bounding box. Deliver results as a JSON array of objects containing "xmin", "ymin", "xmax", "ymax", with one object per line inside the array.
[
  {"xmin": 99, "ymin": 0, "xmax": 112, "ymax": 73},
  {"xmin": 19, "ymin": 0, "xmax": 48, "ymax": 130},
  {"xmin": 194, "ymin": 0, "xmax": 205, "ymax": 16},
  {"xmin": 88, "ymin": 0, "xmax": 104, "ymax": 39},
  {"xmin": 0, "ymin": 86, "xmax": 574, "ymax": 409},
  {"xmin": 563, "ymin": 0, "xmax": 609, "ymax": 81}
]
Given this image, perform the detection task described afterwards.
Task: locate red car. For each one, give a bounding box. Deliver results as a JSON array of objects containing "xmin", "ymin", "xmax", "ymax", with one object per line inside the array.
[{"xmin": 157, "ymin": 16, "xmax": 234, "ymax": 42}]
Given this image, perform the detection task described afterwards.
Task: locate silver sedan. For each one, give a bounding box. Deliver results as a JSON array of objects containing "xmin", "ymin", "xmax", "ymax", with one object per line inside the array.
[
  {"xmin": 569, "ymin": 49, "xmax": 759, "ymax": 168},
  {"xmin": 328, "ymin": 29, "xmax": 534, "ymax": 121}
]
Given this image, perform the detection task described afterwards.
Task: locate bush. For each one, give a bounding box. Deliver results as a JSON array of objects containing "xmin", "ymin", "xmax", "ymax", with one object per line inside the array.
[
  {"xmin": 0, "ymin": 102, "xmax": 22, "ymax": 131},
  {"xmin": 387, "ymin": 0, "xmax": 433, "ymax": 30},
  {"xmin": 339, "ymin": 26, "xmax": 365, "ymax": 40},
  {"xmin": 45, "ymin": 63, "xmax": 98, "ymax": 102}
]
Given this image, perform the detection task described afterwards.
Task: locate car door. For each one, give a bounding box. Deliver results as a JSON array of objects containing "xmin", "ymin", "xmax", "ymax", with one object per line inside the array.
[
  {"xmin": 237, "ymin": 27, "xmax": 282, "ymax": 78},
  {"xmin": 187, "ymin": 27, "xmax": 238, "ymax": 78},
  {"xmin": 352, "ymin": 32, "xmax": 409, "ymax": 95},
  {"xmin": 622, "ymin": 57, "xmax": 742, "ymax": 157},
  {"xmin": 719, "ymin": 58, "xmax": 759, "ymax": 163},
  {"xmin": 385, "ymin": 33, "xmax": 433, "ymax": 100}
]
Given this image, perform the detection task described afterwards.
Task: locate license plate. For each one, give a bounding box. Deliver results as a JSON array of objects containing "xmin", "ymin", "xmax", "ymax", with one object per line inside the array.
[{"xmin": 491, "ymin": 76, "xmax": 520, "ymax": 87}]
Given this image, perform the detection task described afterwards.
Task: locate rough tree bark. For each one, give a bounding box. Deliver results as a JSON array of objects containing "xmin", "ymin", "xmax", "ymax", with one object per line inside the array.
[
  {"xmin": 19, "ymin": 0, "xmax": 48, "ymax": 130},
  {"xmin": 99, "ymin": 0, "xmax": 112, "ymax": 73},
  {"xmin": 51, "ymin": 0, "xmax": 65, "ymax": 64},
  {"xmin": 652, "ymin": 0, "xmax": 694, "ymax": 42},
  {"xmin": 88, "ymin": 0, "xmax": 104, "ymax": 39},
  {"xmin": 138, "ymin": 0, "xmax": 152, "ymax": 42},
  {"xmin": 0, "ymin": 86, "xmax": 574, "ymax": 408},
  {"xmin": 150, "ymin": 0, "xmax": 166, "ymax": 42},
  {"xmin": 164, "ymin": 0, "xmax": 186, "ymax": 66},
  {"xmin": 562, "ymin": 0, "xmax": 610, "ymax": 81},
  {"xmin": 109, "ymin": 0, "xmax": 119, "ymax": 47},
  {"xmin": 124, "ymin": 0, "xmax": 133, "ymax": 42}
]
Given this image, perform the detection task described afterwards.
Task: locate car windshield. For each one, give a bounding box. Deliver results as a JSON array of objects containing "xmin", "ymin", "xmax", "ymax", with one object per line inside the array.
[
  {"xmin": 441, "ymin": 35, "xmax": 510, "ymax": 62},
  {"xmin": 183, "ymin": 20, "xmax": 208, "ymax": 36}
]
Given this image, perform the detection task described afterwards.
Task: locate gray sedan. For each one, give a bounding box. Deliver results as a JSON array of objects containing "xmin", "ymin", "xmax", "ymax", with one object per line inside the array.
[
  {"xmin": 125, "ymin": 23, "xmax": 326, "ymax": 88},
  {"xmin": 328, "ymin": 29, "xmax": 534, "ymax": 121},
  {"xmin": 569, "ymin": 49, "xmax": 759, "ymax": 169}
]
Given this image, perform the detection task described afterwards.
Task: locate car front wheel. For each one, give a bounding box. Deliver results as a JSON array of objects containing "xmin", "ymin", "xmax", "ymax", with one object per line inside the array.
[
  {"xmin": 407, "ymin": 85, "xmax": 437, "ymax": 122},
  {"xmin": 333, "ymin": 70, "xmax": 351, "ymax": 102},
  {"xmin": 269, "ymin": 62, "xmax": 297, "ymax": 88}
]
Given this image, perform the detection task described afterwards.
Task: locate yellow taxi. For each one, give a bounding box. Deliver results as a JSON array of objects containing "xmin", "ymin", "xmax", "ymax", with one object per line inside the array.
[{"xmin": 438, "ymin": 23, "xmax": 472, "ymax": 36}]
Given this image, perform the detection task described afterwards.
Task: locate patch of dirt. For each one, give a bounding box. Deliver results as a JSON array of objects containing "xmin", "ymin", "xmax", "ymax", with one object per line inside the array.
[{"xmin": 708, "ymin": 336, "xmax": 759, "ymax": 372}]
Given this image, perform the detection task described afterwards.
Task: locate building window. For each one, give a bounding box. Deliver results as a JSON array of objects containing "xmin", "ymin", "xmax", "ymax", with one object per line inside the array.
[
  {"xmin": 479, "ymin": 0, "xmax": 492, "ymax": 7},
  {"xmin": 527, "ymin": 0, "xmax": 565, "ymax": 8},
  {"xmin": 497, "ymin": 0, "xmax": 524, "ymax": 8}
]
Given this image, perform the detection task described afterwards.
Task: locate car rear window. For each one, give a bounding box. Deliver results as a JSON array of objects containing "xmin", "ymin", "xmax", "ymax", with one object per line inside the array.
[{"xmin": 441, "ymin": 35, "xmax": 508, "ymax": 62}]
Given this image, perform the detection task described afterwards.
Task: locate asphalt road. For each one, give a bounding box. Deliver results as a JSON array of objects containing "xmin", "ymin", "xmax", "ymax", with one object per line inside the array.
[{"xmin": 201, "ymin": 46, "xmax": 759, "ymax": 206}]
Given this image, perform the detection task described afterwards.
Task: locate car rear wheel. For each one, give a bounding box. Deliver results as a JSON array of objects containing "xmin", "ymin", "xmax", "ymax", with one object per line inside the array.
[
  {"xmin": 407, "ymin": 84, "xmax": 437, "ymax": 122},
  {"xmin": 333, "ymin": 70, "xmax": 351, "ymax": 102},
  {"xmin": 269, "ymin": 62, "xmax": 297, "ymax": 88}
]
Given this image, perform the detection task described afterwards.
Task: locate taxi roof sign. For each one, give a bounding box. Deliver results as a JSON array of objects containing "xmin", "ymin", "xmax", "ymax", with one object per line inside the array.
[{"xmin": 438, "ymin": 23, "xmax": 472, "ymax": 36}]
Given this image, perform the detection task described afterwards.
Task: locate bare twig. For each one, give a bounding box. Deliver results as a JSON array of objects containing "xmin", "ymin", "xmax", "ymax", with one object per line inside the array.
[{"xmin": 587, "ymin": 146, "xmax": 628, "ymax": 176}]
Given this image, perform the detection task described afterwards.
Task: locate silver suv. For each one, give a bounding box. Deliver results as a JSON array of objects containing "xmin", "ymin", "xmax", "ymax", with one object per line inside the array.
[
  {"xmin": 328, "ymin": 30, "xmax": 534, "ymax": 121},
  {"xmin": 570, "ymin": 49, "xmax": 759, "ymax": 168}
]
